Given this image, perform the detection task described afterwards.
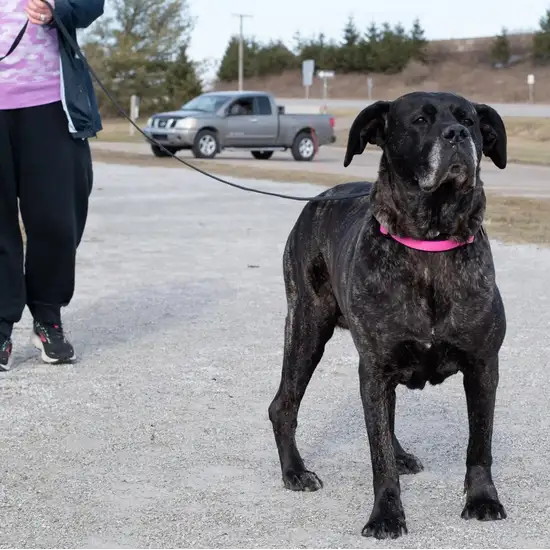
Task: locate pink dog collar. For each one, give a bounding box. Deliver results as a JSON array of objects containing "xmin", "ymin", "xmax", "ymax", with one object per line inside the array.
[{"xmin": 380, "ymin": 225, "xmax": 474, "ymax": 252}]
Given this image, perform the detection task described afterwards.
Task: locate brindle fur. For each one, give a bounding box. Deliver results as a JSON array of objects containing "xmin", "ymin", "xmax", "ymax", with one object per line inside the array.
[{"xmin": 268, "ymin": 92, "xmax": 508, "ymax": 539}]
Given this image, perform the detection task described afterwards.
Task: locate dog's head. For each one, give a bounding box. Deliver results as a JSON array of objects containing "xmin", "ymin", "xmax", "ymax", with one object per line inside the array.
[{"xmin": 343, "ymin": 92, "xmax": 507, "ymax": 192}]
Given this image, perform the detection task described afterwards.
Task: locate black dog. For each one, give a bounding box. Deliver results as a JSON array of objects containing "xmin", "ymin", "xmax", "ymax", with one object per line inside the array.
[{"xmin": 268, "ymin": 91, "xmax": 508, "ymax": 539}]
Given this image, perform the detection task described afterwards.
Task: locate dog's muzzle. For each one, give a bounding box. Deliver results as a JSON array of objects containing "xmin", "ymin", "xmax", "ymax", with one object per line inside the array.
[
  {"xmin": 418, "ymin": 126, "xmax": 478, "ymax": 192},
  {"xmin": 443, "ymin": 124, "xmax": 478, "ymax": 172}
]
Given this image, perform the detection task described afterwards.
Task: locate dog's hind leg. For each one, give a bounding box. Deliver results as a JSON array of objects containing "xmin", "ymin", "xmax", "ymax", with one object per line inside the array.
[
  {"xmin": 389, "ymin": 389, "xmax": 424, "ymax": 475},
  {"xmin": 268, "ymin": 292, "xmax": 337, "ymax": 492}
]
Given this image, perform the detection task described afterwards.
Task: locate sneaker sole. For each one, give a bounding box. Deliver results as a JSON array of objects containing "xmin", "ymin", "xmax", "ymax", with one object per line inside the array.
[
  {"xmin": 31, "ymin": 332, "xmax": 76, "ymax": 364},
  {"xmin": 0, "ymin": 343, "xmax": 13, "ymax": 372},
  {"xmin": 0, "ymin": 357, "xmax": 11, "ymax": 372}
]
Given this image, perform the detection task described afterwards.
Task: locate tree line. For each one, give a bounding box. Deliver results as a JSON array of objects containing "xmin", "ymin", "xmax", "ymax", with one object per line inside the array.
[
  {"xmin": 217, "ymin": 17, "xmax": 428, "ymax": 81},
  {"xmin": 218, "ymin": 9, "xmax": 550, "ymax": 82}
]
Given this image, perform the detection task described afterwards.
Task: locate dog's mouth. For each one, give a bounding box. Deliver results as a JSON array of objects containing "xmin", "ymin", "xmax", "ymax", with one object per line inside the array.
[
  {"xmin": 445, "ymin": 157, "xmax": 470, "ymax": 180},
  {"xmin": 419, "ymin": 146, "xmax": 477, "ymax": 192},
  {"xmin": 448, "ymin": 162, "xmax": 466, "ymax": 175}
]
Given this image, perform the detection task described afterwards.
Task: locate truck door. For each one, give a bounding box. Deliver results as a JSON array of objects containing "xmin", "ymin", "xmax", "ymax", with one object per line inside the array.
[
  {"xmin": 224, "ymin": 95, "xmax": 278, "ymax": 147},
  {"xmin": 251, "ymin": 95, "xmax": 278, "ymax": 145},
  {"xmin": 224, "ymin": 96, "xmax": 261, "ymax": 147}
]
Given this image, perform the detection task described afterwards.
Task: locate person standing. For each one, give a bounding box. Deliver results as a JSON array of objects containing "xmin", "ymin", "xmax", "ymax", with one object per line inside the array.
[{"xmin": 0, "ymin": 0, "xmax": 104, "ymax": 369}]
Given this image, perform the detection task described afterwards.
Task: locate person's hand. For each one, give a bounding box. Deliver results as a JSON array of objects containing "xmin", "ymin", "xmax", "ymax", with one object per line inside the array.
[{"xmin": 25, "ymin": 0, "xmax": 55, "ymax": 25}]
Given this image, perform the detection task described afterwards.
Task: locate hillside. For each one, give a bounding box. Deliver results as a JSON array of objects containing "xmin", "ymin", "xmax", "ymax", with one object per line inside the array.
[{"xmin": 214, "ymin": 33, "xmax": 550, "ymax": 103}]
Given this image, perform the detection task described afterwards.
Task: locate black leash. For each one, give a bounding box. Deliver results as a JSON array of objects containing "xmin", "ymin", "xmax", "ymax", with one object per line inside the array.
[
  {"xmin": 0, "ymin": 20, "xmax": 28, "ymax": 61},
  {"xmin": 1, "ymin": 2, "xmax": 374, "ymax": 203}
]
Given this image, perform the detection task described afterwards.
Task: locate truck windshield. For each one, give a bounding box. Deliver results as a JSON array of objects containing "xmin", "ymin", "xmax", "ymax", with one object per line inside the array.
[{"xmin": 180, "ymin": 94, "xmax": 230, "ymax": 112}]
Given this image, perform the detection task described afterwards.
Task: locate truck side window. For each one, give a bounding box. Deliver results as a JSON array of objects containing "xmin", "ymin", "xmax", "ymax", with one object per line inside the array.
[
  {"xmin": 254, "ymin": 96, "xmax": 273, "ymax": 116},
  {"xmin": 228, "ymin": 98, "xmax": 254, "ymax": 116}
]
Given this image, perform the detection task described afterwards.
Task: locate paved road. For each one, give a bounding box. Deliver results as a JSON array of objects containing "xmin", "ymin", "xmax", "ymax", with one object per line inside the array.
[
  {"xmin": 1, "ymin": 163, "xmax": 550, "ymax": 548},
  {"xmin": 279, "ymin": 97, "xmax": 550, "ymax": 118},
  {"xmin": 92, "ymin": 140, "xmax": 550, "ymax": 198}
]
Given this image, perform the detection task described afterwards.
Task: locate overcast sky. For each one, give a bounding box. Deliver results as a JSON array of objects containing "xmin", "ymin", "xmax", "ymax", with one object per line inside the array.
[{"xmin": 185, "ymin": 0, "xmax": 549, "ymax": 80}]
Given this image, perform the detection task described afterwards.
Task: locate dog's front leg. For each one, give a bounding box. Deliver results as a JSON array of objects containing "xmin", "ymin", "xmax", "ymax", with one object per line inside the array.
[
  {"xmin": 461, "ymin": 355, "xmax": 507, "ymax": 522},
  {"xmin": 389, "ymin": 388, "xmax": 424, "ymax": 475},
  {"xmin": 359, "ymin": 361, "xmax": 407, "ymax": 540}
]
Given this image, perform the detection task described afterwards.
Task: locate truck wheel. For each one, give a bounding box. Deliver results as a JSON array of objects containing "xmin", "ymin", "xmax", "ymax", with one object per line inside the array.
[
  {"xmin": 192, "ymin": 130, "xmax": 219, "ymax": 159},
  {"xmin": 151, "ymin": 145, "xmax": 179, "ymax": 158},
  {"xmin": 291, "ymin": 132, "xmax": 316, "ymax": 161},
  {"xmin": 251, "ymin": 151, "xmax": 274, "ymax": 160}
]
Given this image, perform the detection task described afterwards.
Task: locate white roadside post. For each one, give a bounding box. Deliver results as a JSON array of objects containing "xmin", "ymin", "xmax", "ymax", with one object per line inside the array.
[
  {"xmin": 367, "ymin": 76, "xmax": 373, "ymax": 101},
  {"xmin": 317, "ymin": 70, "xmax": 335, "ymax": 112},
  {"xmin": 302, "ymin": 59, "xmax": 315, "ymax": 100},
  {"xmin": 527, "ymin": 74, "xmax": 535, "ymax": 104}
]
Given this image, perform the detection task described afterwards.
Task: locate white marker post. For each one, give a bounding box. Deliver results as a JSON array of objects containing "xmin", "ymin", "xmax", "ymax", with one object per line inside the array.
[
  {"xmin": 129, "ymin": 95, "xmax": 140, "ymax": 136},
  {"xmin": 527, "ymin": 74, "xmax": 535, "ymax": 104},
  {"xmin": 317, "ymin": 70, "xmax": 335, "ymax": 109},
  {"xmin": 367, "ymin": 77, "xmax": 373, "ymax": 101},
  {"xmin": 302, "ymin": 59, "xmax": 315, "ymax": 100}
]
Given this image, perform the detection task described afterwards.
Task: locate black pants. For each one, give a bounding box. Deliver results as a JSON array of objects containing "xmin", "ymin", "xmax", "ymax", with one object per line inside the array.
[{"xmin": 0, "ymin": 101, "xmax": 93, "ymax": 338}]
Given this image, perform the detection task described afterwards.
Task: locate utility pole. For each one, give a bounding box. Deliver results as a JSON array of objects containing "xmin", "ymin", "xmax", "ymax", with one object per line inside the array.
[{"xmin": 232, "ymin": 13, "xmax": 253, "ymax": 91}]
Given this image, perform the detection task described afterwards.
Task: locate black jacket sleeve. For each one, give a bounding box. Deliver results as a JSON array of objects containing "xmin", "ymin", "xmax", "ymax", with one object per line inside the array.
[{"xmin": 51, "ymin": 0, "xmax": 105, "ymax": 30}]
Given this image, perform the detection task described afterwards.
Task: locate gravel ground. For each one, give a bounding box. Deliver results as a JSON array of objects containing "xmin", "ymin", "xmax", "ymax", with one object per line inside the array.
[{"xmin": 1, "ymin": 163, "xmax": 550, "ymax": 548}]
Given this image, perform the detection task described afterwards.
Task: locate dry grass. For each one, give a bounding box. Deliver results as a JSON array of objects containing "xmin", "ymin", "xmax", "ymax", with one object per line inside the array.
[
  {"xmin": 91, "ymin": 148, "xmax": 550, "ymax": 246},
  {"xmin": 213, "ymin": 59, "xmax": 550, "ymax": 103},
  {"xmin": 96, "ymin": 120, "xmax": 144, "ymax": 143}
]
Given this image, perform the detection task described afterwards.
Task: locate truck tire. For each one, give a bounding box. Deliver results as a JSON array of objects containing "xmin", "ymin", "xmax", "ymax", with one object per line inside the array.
[
  {"xmin": 291, "ymin": 131, "xmax": 316, "ymax": 161},
  {"xmin": 251, "ymin": 151, "xmax": 274, "ymax": 160},
  {"xmin": 192, "ymin": 130, "xmax": 219, "ymax": 159},
  {"xmin": 151, "ymin": 145, "xmax": 179, "ymax": 157}
]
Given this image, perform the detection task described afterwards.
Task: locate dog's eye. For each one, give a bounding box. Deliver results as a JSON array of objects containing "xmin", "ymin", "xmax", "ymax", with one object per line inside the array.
[
  {"xmin": 413, "ymin": 116, "xmax": 428, "ymax": 125},
  {"xmin": 462, "ymin": 118, "xmax": 474, "ymax": 126}
]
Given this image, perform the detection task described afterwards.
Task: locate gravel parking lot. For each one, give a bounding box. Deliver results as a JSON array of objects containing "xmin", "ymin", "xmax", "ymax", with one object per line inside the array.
[{"xmin": 1, "ymin": 163, "xmax": 550, "ymax": 548}]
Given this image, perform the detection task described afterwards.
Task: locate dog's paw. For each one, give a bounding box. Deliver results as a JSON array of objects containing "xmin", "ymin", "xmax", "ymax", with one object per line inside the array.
[
  {"xmin": 461, "ymin": 496, "xmax": 507, "ymax": 521},
  {"xmin": 362, "ymin": 488, "xmax": 407, "ymax": 540},
  {"xmin": 362, "ymin": 513, "xmax": 408, "ymax": 540},
  {"xmin": 282, "ymin": 469, "xmax": 323, "ymax": 492},
  {"xmin": 396, "ymin": 452, "xmax": 424, "ymax": 475}
]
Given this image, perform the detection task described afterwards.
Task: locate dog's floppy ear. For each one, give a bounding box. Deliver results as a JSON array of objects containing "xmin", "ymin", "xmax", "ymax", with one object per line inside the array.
[
  {"xmin": 474, "ymin": 103, "xmax": 507, "ymax": 169},
  {"xmin": 343, "ymin": 101, "xmax": 391, "ymax": 167}
]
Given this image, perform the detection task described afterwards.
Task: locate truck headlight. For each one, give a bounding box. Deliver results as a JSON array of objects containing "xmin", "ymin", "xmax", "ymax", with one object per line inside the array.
[
  {"xmin": 175, "ymin": 118, "xmax": 197, "ymax": 129},
  {"xmin": 146, "ymin": 117, "xmax": 153, "ymax": 127}
]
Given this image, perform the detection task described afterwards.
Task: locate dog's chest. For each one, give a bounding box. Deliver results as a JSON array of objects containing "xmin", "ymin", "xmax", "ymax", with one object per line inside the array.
[
  {"xmin": 378, "ymin": 285, "xmax": 472, "ymax": 389},
  {"xmin": 348, "ymin": 249, "xmax": 498, "ymax": 388}
]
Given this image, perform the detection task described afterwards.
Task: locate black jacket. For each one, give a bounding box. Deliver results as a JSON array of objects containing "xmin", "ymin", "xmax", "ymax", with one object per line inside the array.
[{"xmin": 51, "ymin": 0, "xmax": 105, "ymax": 139}]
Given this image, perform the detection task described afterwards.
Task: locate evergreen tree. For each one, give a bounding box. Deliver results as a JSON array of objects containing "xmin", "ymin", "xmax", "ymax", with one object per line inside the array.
[
  {"xmin": 339, "ymin": 15, "xmax": 361, "ymax": 71},
  {"xmin": 83, "ymin": 0, "xmax": 201, "ymax": 116},
  {"xmin": 217, "ymin": 36, "xmax": 258, "ymax": 81},
  {"xmin": 165, "ymin": 45, "xmax": 203, "ymax": 107},
  {"xmin": 491, "ymin": 28, "xmax": 511, "ymax": 66},
  {"xmin": 533, "ymin": 8, "xmax": 550, "ymax": 64},
  {"xmin": 255, "ymin": 40, "xmax": 297, "ymax": 76},
  {"xmin": 342, "ymin": 15, "xmax": 360, "ymax": 46},
  {"xmin": 409, "ymin": 18, "xmax": 428, "ymax": 61},
  {"xmin": 364, "ymin": 22, "xmax": 380, "ymax": 71},
  {"xmin": 375, "ymin": 22, "xmax": 410, "ymax": 73}
]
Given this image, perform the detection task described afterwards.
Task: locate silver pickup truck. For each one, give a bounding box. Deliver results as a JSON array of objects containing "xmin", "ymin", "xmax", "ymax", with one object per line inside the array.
[{"xmin": 143, "ymin": 90, "xmax": 336, "ymax": 161}]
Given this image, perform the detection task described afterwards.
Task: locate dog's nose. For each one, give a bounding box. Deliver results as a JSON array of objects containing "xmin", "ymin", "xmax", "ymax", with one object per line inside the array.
[{"xmin": 442, "ymin": 124, "xmax": 469, "ymax": 144}]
